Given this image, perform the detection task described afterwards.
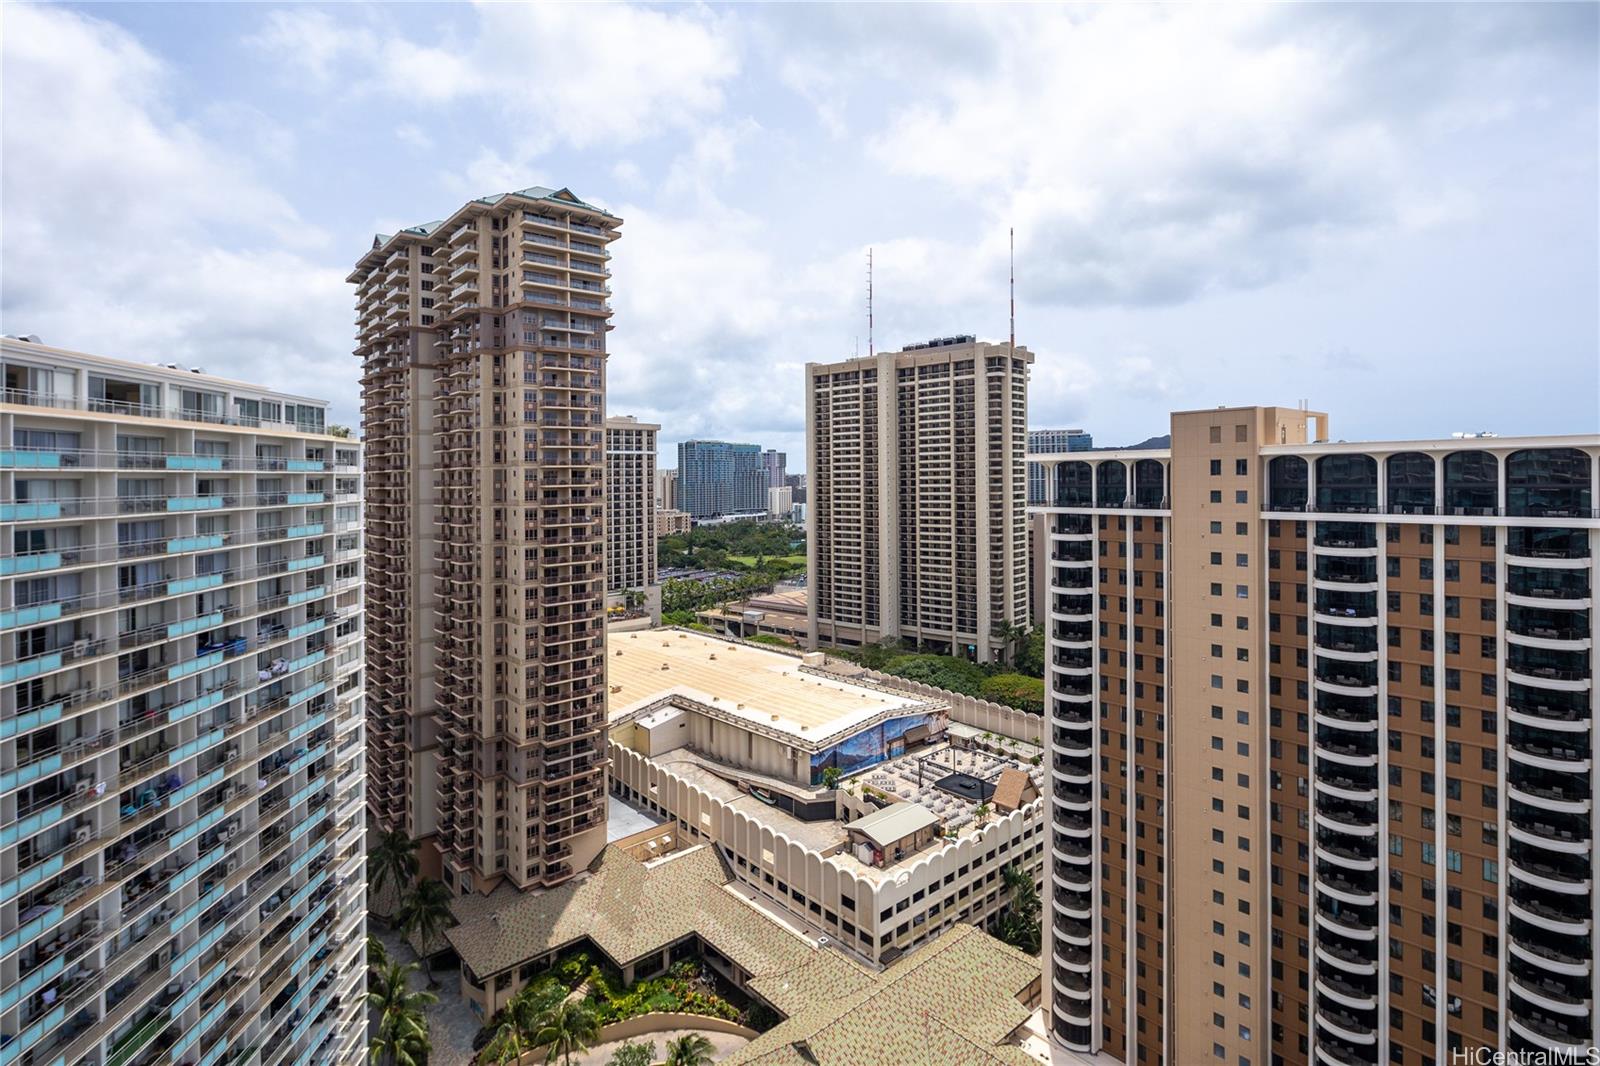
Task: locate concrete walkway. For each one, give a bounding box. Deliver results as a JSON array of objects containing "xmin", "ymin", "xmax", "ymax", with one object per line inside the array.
[
  {"xmin": 567, "ymin": 1027, "xmax": 752, "ymax": 1065},
  {"xmin": 373, "ymin": 923, "xmax": 482, "ymax": 1066}
]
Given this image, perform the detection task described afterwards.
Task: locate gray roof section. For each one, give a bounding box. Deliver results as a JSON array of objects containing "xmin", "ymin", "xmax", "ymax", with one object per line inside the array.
[{"xmin": 844, "ymin": 802, "xmax": 941, "ymax": 848}]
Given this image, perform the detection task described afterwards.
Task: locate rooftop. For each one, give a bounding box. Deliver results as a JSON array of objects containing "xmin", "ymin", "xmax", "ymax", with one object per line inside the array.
[
  {"xmin": 608, "ymin": 630, "xmax": 934, "ymax": 750},
  {"xmin": 724, "ymin": 923, "xmax": 1039, "ymax": 1066},
  {"xmin": 844, "ymin": 802, "xmax": 942, "ymax": 849}
]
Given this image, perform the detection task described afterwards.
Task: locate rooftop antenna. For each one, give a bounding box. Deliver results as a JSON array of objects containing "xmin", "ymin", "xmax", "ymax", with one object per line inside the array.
[
  {"xmin": 867, "ymin": 247, "xmax": 874, "ymax": 359},
  {"xmin": 1008, "ymin": 227, "xmax": 1015, "ymax": 356}
]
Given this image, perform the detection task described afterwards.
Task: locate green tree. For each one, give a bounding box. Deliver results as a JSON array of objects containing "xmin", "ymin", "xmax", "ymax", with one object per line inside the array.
[
  {"xmin": 397, "ymin": 879, "xmax": 453, "ymax": 987},
  {"xmin": 367, "ymin": 959, "xmax": 437, "ymax": 1066},
  {"xmin": 534, "ymin": 1000, "xmax": 601, "ymax": 1066},
  {"xmin": 367, "ymin": 933, "xmax": 391, "ymax": 972},
  {"xmin": 820, "ymin": 765, "xmax": 842, "ymax": 791},
  {"xmin": 1012, "ymin": 626, "xmax": 1046, "ymax": 679},
  {"xmin": 482, "ymin": 979, "xmax": 567, "ymax": 1065},
  {"xmin": 664, "ymin": 1033, "xmax": 717, "ymax": 1066},
  {"xmin": 996, "ymin": 863, "xmax": 1042, "ymax": 955},
  {"xmin": 608, "ymin": 1040, "xmax": 656, "ymax": 1066},
  {"xmin": 979, "ymin": 673, "xmax": 1046, "ymax": 714},
  {"xmin": 369, "ymin": 829, "xmax": 419, "ymax": 919}
]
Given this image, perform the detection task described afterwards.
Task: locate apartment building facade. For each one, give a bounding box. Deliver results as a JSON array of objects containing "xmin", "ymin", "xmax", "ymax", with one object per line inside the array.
[
  {"xmin": 806, "ymin": 336, "xmax": 1033, "ymax": 664},
  {"xmin": 1032, "ymin": 407, "xmax": 1599, "ymax": 1066},
  {"xmin": 0, "ymin": 340, "xmax": 367, "ymax": 1066},
  {"xmin": 349, "ymin": 186, "xmax": 618, "ymax": 894},
  {"xmin": 1027, "ymin": 427, "xmax": 1092, "ymax": 506},
  {"xmin": 603, "ymin": 416, "xmax": 658, "ymax": 599},
  {"xmin": 762, "ymin": 448, "xmax": 787, "ymax": 489},
  {"xmin": 655, "ymin": 468, "xmax": 678, "ymax": 513},
  {"xmin": 676, "ymin": 440, "xmax": 765, "ymax": 520}
]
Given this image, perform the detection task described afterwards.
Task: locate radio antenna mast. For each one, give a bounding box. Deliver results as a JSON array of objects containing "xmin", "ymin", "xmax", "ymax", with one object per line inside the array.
[
  {"xmin": 1008, "ymin": 227, "xmax": 1015, "ymax": 356},
  {"xmin": 867, "ymin": 247, "xmax": 874, "ymax": 359}
]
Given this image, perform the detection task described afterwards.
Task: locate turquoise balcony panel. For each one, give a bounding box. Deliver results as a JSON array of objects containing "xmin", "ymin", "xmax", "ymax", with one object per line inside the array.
[
  {"xmin": 287, "ymin": 744, "xmax": 329, "ymax": 777},
  {"xmin": 0, "ymin": 954, "xmax": 64, "ymax": 1011},
  {"xmin": 291, "ymin": 808, "xmax": 328, "ymax": 843},
  {"xmin": 0, "ymin": 701, "xmax": 63, "ymax": 740},
  {"xmin": 0, "ymin": 603, "xmax": 63, "ymax": 630},
  {"xmin": 286, "ymin": 492, "xmax": 324, "ymax": 505},
  {"xmin": 0, "ymin": 904, "xmax": 63, "ymax": 957},
  {"xmin": 168, "ymin": 766, "xmax": 226, "ymax": 808},
  {"xmin": 286, "ymin": 523, "xmax": 324, "ymax": 539},
  {"xmin": 165, "ymin": 844, "xmax": 226, "ymax": 897},
  {"xmin": 167, "ymin": 611, "xmax": 225, "ymax": 640},
  {"xmin": 167, "ymin": 495, "xmax": 226, "ymax": 512},
  {"xmin": 168, "ymin": 650, "xmax": 224, "ymax": 681},
  {"xmin": 0, "ymin": 502, "xmax": 62, "ymax": 521},
  {"xmin": 1, "ymin": 653, "xmax": 63, "ymax": 684},
  {"xmin": 169, "ymin": 805, "xmax": 227, "ymax": 851},
  {"xmin": 287, "ymin": 585, "xmax": 326, "ymax": 606},
  {"xmin": 289, "ymin": 870, "xmax": 329, "ymax": 913},
  {"xmin": 289, "ymin": 778, "xmax": 324, "ymax": 809},
  {"xmin": 291, "ymin": 899, "xmax": 331, "ymax": 946},
  {"xmin": 0, "ymin": 553, "xmax": 62, "ymax": 576},
  {"xmin": 289, "ymin": 682, "xmax": 327, "ymax": 709},
  {"xmin": 167, "ymin": 727, "xmax": 226, "ymax": 767},
  {"xmin": 287, "ymin": 619, "xmax": 326, "ymax": 641},
  {"xmin": 288, "ymin": 839, "xmax": 328, "ymax": 879},
  {"xmin": 166, "ymin": 455, "xmax": 225, "ymax": 470},
  {"xmin": 166, "ymin": 535, "xmax": 225, "ymax": 554},
  {"xmin": 167, "ymin": 573, "xmax": 224, "ymax": 596},
  {"xmin": 0, "ymin": 854, "xmax": 65, "ymax": 904},
  {"xmin": 198, "ymin": 1036, "xmax": 232, "ymax": 1066},
  {"xmin": 171, "ymin": 922, "xmax": 231, "ymax": 977},
  {"xmin": 170, "ymin": 960, "xmax": 229, "ymax": 1019},
  {"xmin": 168, "ymin": 687, "xmax": 229, "ymax": 724},
  {"xmin": 286, "ymin": 555, "xmax": 325, "ymax": 572},
  {"xmin": 286, "ymin": 460, "xmax": 323, "ymax": 472},
  {"xmin": 293, "ymin": 935, "xmax": 331, "ymax": 985},
  {"xmin": 0, "ymin": 753, "xmax": 63, "ymax": 792},
  {"xmin": 287, "ymin": 650, "xmax": 327, "ymax": 674},
  {"xmin": 0, "ymin": 1002, "xmax": 66, "ymax": 1065},
  {"xmin": 170, "ymin": 881, "xmax": 229, "ymax": 936},
  {"xmin": 172, "ymin": 998, "xmax": 230, "ymax": 1062},
  {"xmin": 0, "ymin": 450, "xmax": 62, "ymax": 468},
  {"xmin": 295, "ymin": 1023, "xmax": 334, "ymax": 1066},
  {"xmin": 0, "ymin": 803, "xmax": 66, "ymax": 847}
]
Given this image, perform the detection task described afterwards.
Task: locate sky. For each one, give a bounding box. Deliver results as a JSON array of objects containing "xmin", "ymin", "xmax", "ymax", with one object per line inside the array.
[{"xmin": 2, "ymin": 3, "xmax": 1596, "ymax": 471}]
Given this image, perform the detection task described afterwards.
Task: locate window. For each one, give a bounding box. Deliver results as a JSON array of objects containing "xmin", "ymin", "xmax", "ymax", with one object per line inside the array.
[{"xmin": 1211, "ymin": 460, "xmax": 1223, "ymax": 476}]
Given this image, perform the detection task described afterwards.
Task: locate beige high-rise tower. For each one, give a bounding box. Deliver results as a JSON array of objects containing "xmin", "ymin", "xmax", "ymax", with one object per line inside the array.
[
  {"xmin": 1033, "ymin": 408, "xmax": 1599, "ymax": 1066},
  {"xmin": 349, "ymin": 186, "xmax": 619, "ymax": 894},
  {"xmin": 604, "ymin": 416, "xmax": 659, "ymax": 621},
  {"xmin": 806, "ymin": 336, "xmax": 1032, "ymax": 663}
]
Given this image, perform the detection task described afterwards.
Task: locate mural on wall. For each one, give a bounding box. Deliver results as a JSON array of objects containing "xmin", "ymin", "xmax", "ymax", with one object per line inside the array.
[{"xmin": 808, "ymin": 712, "xmax": 946, "ymax": 783}]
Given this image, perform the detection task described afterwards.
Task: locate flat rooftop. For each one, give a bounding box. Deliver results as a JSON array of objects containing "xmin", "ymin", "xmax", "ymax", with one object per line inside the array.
[{"xmin": 608, "ymin": 630, "xmax": 932, "ymax": 748}]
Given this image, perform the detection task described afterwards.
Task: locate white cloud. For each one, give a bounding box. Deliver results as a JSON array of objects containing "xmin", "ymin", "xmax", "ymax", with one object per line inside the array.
[
  {"xmin": 1, "ymin": 4, "xmax": 357, "ymax": 419},
  {"xmin": 393, "ymin": 123, "xmax": 434, "ymax": 152}
]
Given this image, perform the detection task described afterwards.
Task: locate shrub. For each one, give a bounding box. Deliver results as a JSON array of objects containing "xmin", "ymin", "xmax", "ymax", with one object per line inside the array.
[{"xmin": 979, "ymin": 673, "xmax": 1046, "ymax": 714}]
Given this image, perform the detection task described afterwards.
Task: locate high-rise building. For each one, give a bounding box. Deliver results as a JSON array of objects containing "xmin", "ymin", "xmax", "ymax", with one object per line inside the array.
[
  {"xmin": 349, "ymin": 186, "xmax": 619, "ymax": 893},
  {"xmin": 1032, "ymin": 406, "xmax": 1600, "ymax": 1065},
  {"xmin": 762, "ymin": 448, "xmax": 787, "ymax": 489},
  {"xmin": 805, "ymin": 336, "xmax": 1033, "ymax": 663},
  {"xmin": 767, "ymin": 485, "xmax": 794, "ymax": 519},
  {"xmin": 0, "ymin": 339, "xmax": 368, "ymax": 1066},
  {"xmin": 604, "ymin": 416, "xmax": 659, "ymax": 618},
  {"xmin": 676, "ymin": 440, "xmax": 765, "ymax": 519},
  {"xmin": 655, "ymin": 467, "xmax": 677, "ymax": 512},
  {"xmin": 1027, "ymin": 427, "xmax": 1092, "ymax": 505}
]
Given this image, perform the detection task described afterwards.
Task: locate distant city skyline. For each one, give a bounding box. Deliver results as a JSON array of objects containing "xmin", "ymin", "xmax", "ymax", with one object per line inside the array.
[{"xmin": 3, "ymin": 4, "xmax": 1596, "ymax": 476}]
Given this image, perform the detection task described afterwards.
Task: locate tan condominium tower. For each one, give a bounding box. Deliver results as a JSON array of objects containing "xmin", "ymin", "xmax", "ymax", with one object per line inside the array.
[
  {"xmin": 603, "ymin": 416, "xmax": 659, "ymax": 610},
  {"xmin": 806, "ymin": 335, "xmax": 1032, "ymax": 663},
  {"xmin": 349, "ymin": 186, "xmax": 619, "ymax": 895},
  {"xmin": 1032, "ymin": 407, "xmax": 1599, "ymax": 1066}
]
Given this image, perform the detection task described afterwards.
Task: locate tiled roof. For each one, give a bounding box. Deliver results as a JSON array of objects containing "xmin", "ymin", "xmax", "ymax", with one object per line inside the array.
[
  {"xmin": 443, "ymin": 844, "xmax": 863, "ymax": 1012},
  {"xmin": 724, "ymin": 924, "xmax": 1039, "ymax": 1066},
  {"xmin": 991, "ymin": 768, "xmax": 1037, "ymax": 814}
]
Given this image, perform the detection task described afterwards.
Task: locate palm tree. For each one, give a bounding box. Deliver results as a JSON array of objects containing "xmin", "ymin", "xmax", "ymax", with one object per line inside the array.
[
  {"xmin": 367, "ymin": 960, "xmax": 437, "ymax": 1066},
  {"xmin": 664, "ymin": 1033, "xmax": 717, "ymax": 1066},
  {"xmin": 534, "ymin": 1000, "xmax": 600, "ymax": 1066},
  {"xmin": 369, "ymin": 829, "xmax": 419, "ymax": 920},
  {"xmin": 370, "ymin": 1011, "xmax": 431, "ymax": 1066},
  {"xmin": 367, "ymin": 933, "xmax": 390, "ymax": 972},
  {"xmin": 482, "ymin": 980, "xmax": 567, "ymax": 1066},
  {"xmin": 820, "ymin": 765, "xmax": 842, "ymax": 791},
  {"xmin": 397, "ymin": 878, "xmax": 453, "ymax": 987},
  {"xmin": 996, "ymin": 863, "xmax": 1041, "ymax": 955},
  {"xmin": 608, "ymin": 1041, "xmax": 655, "ymax": 1066}
]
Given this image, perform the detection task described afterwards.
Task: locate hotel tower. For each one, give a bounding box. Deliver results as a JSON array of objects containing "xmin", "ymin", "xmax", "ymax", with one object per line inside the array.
[
  {"xmin": 1033, "ymin": 407, "xmax": 1598, "ymax": 1066},
  {"xmin": 0, "ymin": 339, "xmax": 368, "ymax": 1066},
  {"xmin": 349, "ymin": 187, "xmax": 619, "ymax": 894}
]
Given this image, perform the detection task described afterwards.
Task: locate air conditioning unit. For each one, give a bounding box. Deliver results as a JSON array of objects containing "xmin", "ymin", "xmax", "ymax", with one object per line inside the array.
[
  {"xmin": 73, "ymin": 826, "xmax": 93, "ymax": 843},
  {"xmin": 72, "ymin": 780, "xmax": 91, "ymax": 797},
  {"xmin": 84, "ymin": 918, "xmax": 103, "ymax": 934},
  {"xmin": 225, "ymin": 859, "xmax": 239, "ymax": 875}
]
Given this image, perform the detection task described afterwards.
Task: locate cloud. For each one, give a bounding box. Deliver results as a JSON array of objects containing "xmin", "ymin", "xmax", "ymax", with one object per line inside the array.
[
  {"xmin": 1, "ymin": 4, "xmax": 357, "ymax": 420},
  {"xmin": 393, "ymin": 123, "xmax": 433, "ymax": 152},
  {"xmin": 862, "ymin": 4, "xmax": 1586, "ymax": 308}
]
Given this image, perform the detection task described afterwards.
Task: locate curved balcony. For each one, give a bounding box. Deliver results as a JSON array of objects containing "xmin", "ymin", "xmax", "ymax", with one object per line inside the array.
[
  {"xmin": 1053, "ymin": 808, "xmax": 1093, "ymax": 838},
  {"xmin": 1313, "ymin": 669, "xmax": 1379, "ymax": 699},
  {"xmin": 1052, "ymin": 940, "xmax": 1092, "ymax": 971},
  {"xmin": 1508, "ymin": 884, "xmax": 1592, "ymax": 937},
  {"xmin": 1315, "ymin": 1006, "xmax": 1376, "ymax": 1046},
  {"xmin": 1052, "ymin": 885, "xmax": 1092, "ymax": 919},
  {"xmin": 1508, "ymin": 857, "xmax": 1592, "ymax": 897},
  {"xmin": 1315, "ymin": 939, "xmax": 1377, "ymax": 977},
  {"xmin": 1509, "ymin": 720, "xmax": 1592, "ymax": 774},
  {"xmin": 1315, "ymin": 837, "xmax": 1377, "ymax": 873},
  {"xmin": 1052, "ymin": 859, "xmax": 1092, "ymax": 890},
  {"xmin": 1314, "ymin": 802, "xmax": 1379, "ymax": 838},
  {"xmin": 1052, "ymin": 706, "xmax": 1093, "ymax": 731},
  {"xmin": 1315, "ymin": 906, "xmax": 1377, "ymax": 942},
  {"xmin": 1315, "ymin": 764, "xmax": 1378, "ymax": 803},
  {"xmin": 1313, "ymin": 556, "xmax": 1379, "ymax": 585},
  {"xmin": 1314, "ymin": 523, "xmax": 1378, "ymax": 551},
  {"xmin": 1055, "ymin": 836, "xmax": 1092, "ymax": 864},
  {"xmin": 1314, "ymin": 1041, "xmax": 1369, "ymax": 1066},
  {"xmin": 1052, "ymin": 914, "xmax": 1093, "ymax": 947},
  {"xmin": 1507, "ymin": 935, "xmax": 1592, "ymax": 979},
  {"xmin": 1507, "ymin": 566, "xmax": 1592, "ymax": 609},
  {"xmin": 1507, "ymin": 1013, "xmax": 1594, "ymax": 1056},
  {"xmin": 1508, "ymin": 770, "xmax": 1592, "ymax": 815},
  {"xmin": 1507, "ymin": 666, "xmax": 1593, "ymax": 695},
  {"xmin": 1506, "ymin": 802, "xmax": 1590, "ymax": 856},
  {"xmin": 1315, "ymin": 971, "xmax": 1377, "ymax": 1011},
  {"xmin": 1507, "ymin": 527, "xmax": 1590, "ymax": 562},
  {"xmin": 1313, "ymin": 589, "xmax": 1378, "ymax": 626},
  {"xmin": 1316, "ymin": 869, "xmax": 1378, "ymax": 908},
  {"xmin": 1052, "ymin": 966, "xmax": 1092, "ymax": 997},
  {"xmin": 1315, "ymin": 734, "xmax": 1378, "ymax": 768},
  {"xmin": 1507, "ymin": 691, "xmax": 1591, "ymax": 733},
  {"xmin": 1508, "ymin": 974, "xmax": 1592, "ymax": 1018}
]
